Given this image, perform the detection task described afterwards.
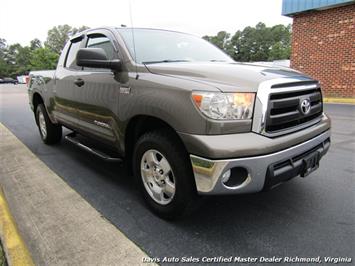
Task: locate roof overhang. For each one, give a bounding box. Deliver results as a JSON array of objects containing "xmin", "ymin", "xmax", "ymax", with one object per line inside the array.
[{"xmin": 282, "ymin": 0, "xmax": 355, "ymax": 17}]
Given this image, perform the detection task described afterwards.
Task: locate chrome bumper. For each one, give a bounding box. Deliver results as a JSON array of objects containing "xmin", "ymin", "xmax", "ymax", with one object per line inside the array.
[{"xmin": 190, "ymin": 130, "xmax": 331, "ymax": 195}]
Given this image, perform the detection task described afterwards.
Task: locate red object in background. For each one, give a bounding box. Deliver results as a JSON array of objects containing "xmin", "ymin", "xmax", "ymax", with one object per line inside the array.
[{"xmin": 25, "ymin": 76, "xmax": 30, "ymax": 86}]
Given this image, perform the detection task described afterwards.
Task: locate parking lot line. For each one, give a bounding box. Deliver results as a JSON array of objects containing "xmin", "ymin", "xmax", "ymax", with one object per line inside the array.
[
  {"xmin": 0, "ymin": 187, "xmax": 34, "ymax": 266},
  {"xmin": 323, "ymin": 97, "xmax": 355, "ymax": 104}
]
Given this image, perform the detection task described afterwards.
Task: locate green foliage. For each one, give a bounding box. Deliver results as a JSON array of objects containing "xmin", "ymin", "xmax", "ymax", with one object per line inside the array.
[
  {"xmin": 0, "ymin": 39, "xmax": 47, "ymax": 77},
  {"xmin": 0, "ymin": 241, "xmax": 6, "ymax": 266},
  {"xmin": 29, "ymin": 47, "xmax": 59, "ymax": 70},
  {"xmin": 0, "ymin": 23, "xmax": 290, "ymax": 78},
  {"xmin": 45, "ymin": 25, "xmax": 89, "ymax": 54},
  {"xmin": 0, "ymin": 25, "xmax": 89, "ymax": 78},
  {"xmin": 8, "ymin": 44, "xmax": 33, "ymax": 75},
  {"xmin": 203, "ymin": 31, "xmax": 235, "ymax": 57},
  {"xmin": 204, "ymin": 22, "xmax": 291, "ymax": 62},
  {"xmin": 0, "ymin": 38, "xmax": 10, "ymax": 77},
  {"xmin": 203, "ymin": 31, "xmax": 230, "ymax": 50},
  {"xmin": 30, "ymin": 38, "xmax": 42, "ymax": 50}
]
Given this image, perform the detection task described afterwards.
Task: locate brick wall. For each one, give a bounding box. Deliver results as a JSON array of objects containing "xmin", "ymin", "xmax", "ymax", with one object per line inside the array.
[{"xmin": 291, "ymin": 4, "xmax": 354, "ymax": 98}]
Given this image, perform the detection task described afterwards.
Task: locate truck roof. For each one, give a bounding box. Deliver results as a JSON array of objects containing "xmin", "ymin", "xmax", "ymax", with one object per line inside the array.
[{"xmin": 69, "ymin": 27, "xmax": 194, "ymax": 41}]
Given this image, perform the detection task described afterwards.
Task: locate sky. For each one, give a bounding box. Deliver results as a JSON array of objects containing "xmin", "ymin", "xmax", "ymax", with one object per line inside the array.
[{"xmin": 0, "ymin": 0, "xmax": 292, "ymax": 46}]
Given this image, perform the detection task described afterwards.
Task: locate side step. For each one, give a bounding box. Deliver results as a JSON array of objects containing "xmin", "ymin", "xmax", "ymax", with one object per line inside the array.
[{"xmin": 64, "ymin": 133, "xmax": 122, "ymax": 163}]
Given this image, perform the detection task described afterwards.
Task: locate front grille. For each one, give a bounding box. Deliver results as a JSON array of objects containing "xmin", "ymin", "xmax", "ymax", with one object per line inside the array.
[{"xmin": 265, "ymin": 86, "xmax": 323, "ymax": 134}]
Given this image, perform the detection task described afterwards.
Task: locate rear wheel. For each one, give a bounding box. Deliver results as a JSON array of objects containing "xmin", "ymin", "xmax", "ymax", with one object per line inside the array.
[
  {"xmin": 133, "ymin": 130, "xmax": 196, "ymax": 219},
  {"xmin": 35, "ymin": 104, "xmax": 62, "ymax": 144}
]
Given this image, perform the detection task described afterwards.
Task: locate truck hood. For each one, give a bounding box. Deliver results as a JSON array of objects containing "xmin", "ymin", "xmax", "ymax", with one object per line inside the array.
[{"xmin": 145, "ymin": 62, "xmax": 312, "ymax": 92}]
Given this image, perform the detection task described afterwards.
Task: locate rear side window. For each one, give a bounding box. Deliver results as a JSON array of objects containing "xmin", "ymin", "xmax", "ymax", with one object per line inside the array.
[
  {"xmin": 86, "ymin": 35, "xmax": 118, "ymax": 60},
  {"xmin": 65, "ymin": 40, "xmax": 82, "ymax": 69}
]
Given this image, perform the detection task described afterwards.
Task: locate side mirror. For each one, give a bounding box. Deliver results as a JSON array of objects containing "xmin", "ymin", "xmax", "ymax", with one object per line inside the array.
[{"xmin": 76, "ymin": 48, "xmax": 121, "ymax": 71}]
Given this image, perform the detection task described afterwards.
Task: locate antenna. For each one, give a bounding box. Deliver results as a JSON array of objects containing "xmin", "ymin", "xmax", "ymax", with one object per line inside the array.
[{"xmin": 129, "ymin": 0, "xmax": 139, "ymax": 79}]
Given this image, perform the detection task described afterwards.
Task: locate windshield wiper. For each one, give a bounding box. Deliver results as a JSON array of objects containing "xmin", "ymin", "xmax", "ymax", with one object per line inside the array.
[{"xmin": 143, "ymin": 59, "xmax": 191, "ymax": 64}]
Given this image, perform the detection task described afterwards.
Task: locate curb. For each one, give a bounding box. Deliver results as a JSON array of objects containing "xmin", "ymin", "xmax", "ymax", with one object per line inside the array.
[
  {"xmin": 0, "ymin": 187, "xmax": 34, "ymax": 266},
  {"xmin": 0, "ymin": 122, "xmax": 155, "ymax": 265},
  {"xmin": 323, "ymin": 97, "xmax": 355, "ymax": 104}
]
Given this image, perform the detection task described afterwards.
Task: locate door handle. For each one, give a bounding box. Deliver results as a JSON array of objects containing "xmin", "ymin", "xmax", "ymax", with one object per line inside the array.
[{"xmin": 74, "ymin": 78, "xmax": 85, "ymax": 87}]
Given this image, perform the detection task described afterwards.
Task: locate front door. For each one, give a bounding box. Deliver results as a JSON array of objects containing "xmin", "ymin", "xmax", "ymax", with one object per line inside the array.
[{"xmin": 74, "ymin": 31, "xmax": 122, "ymax": 146}]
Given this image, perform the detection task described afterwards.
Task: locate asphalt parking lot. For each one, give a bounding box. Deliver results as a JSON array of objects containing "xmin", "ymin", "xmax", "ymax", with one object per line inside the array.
[{"xmin": 0, "ymin": 84, "xmax": 354, "ymax": 264}]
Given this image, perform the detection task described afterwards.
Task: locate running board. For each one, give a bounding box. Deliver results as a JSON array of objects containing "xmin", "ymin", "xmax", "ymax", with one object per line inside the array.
[{"xmin": 64, "ymin": 133, "xmax": 122, "ymax": 163}]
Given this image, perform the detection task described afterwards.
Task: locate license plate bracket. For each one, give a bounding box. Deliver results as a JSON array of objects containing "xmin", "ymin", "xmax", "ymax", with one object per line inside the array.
[{"xmin": 301, "ymin": 151, "xmax": 320, "ymax": 177}]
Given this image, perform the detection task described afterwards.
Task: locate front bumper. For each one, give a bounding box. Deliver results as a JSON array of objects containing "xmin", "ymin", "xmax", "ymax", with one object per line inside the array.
[{"xmin": 190, "ymin": 130, "xmax": 330, "ymax": 195}]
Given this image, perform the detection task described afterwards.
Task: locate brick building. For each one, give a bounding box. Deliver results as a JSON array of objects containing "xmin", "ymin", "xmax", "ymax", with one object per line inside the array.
[{"xmin": 282, "ymin": 0, "xmax": 355, "ymax": 98}]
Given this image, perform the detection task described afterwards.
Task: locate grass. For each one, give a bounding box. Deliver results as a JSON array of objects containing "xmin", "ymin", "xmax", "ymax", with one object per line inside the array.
[{"xmin": 0, "ymin": 241, "xmax": 6, "ymax": 266}]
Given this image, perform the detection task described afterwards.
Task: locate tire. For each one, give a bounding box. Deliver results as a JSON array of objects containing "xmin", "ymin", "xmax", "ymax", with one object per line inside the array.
[
  {"xmin": 35, "ymin": 104, "xmax": 62, "ymax": 145},
  {"xmin": 133, "ymin": 129, "xmax": 196, "ymax": 219}
]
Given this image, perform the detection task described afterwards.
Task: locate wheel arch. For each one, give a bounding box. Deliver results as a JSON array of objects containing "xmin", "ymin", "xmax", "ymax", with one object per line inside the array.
[
  {"xmin": 124, "ymin": 115, "xmax": 188, "ymax": 161},
  {"xmin": 32, "ymin": 92, "xmax": 44, "ymax": 112},
  {"xmin": 32, "ymin": 92, "xmax": 45, "ymax": 125},
  {"xmin": 32, "ymin": 92, "xmax": 57, "ymax": 124}
]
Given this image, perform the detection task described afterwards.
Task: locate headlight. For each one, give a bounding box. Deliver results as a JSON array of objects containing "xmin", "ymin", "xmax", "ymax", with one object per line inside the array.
[{"xmin": 192, "ymin": 92, "xmax": 255, "ymax": 120}]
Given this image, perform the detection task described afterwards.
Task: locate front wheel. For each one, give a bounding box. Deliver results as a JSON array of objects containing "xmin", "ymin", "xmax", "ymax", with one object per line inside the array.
[
  {"xmin": 133, "ymin": 130, "xmax": 196, "ymax": 219},
  {"xmin": 35, "ymin": 104, "xmax": 62, "ymax": 145}
]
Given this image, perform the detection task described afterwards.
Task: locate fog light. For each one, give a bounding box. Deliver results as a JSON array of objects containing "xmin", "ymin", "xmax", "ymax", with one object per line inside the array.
[
  {"xmin": 222, "ymin": 167, "xmax": 249, "ymax": 188},
  {"xmin": 221, "ymin": 170, "xmax": 231, "ymax": 183}
]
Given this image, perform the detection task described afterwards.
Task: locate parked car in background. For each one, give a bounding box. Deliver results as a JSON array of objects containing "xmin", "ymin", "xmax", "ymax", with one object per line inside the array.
[
  {"xmin": 17, "ymin": 75, "xmax": 29, "ymax": 84},
  {"xmin": 0, "ymin": 78, "xmax": 18, "ymax": 85}
]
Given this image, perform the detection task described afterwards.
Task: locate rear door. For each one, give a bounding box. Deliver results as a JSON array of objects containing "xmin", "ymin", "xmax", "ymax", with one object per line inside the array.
[
  {"xmin": 74, "ymin": 30, "xmax": 122, "ymax": 145},
  {"xmin": 53, "ymin": 36, "xmax": 85, "ymax": 130}
]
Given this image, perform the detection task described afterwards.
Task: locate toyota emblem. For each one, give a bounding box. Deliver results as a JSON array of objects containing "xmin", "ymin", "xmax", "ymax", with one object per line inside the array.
[{"xmin": 300, "ymin": 98, "xmax": 311, "ymax": 115}]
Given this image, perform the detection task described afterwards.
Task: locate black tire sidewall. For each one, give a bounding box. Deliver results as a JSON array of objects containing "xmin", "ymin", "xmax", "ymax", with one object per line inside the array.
[
  {"xmin": 35, "ymin": 104, "xmax": 62, "ymax": 144},
  {"xmin": 36, "ymin": 104, "xmax": 49, "ymax": 142}
]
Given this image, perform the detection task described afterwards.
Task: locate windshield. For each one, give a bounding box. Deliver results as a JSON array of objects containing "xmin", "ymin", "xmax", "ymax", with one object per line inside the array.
[{"xmin": 116, "ymin": 28, "xmax": 233, "ymax": 64}]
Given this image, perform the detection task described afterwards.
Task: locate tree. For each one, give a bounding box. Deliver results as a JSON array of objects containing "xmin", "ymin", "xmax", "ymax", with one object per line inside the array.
[
  {"xmin": 269, "ymin": 42, "xmax": 291, "ymax": 61},
  {"xmin": 232, "ymin": 22, "xmax": 271, "ymax": 61},
  {"xmin": 72, "ymin": 26, "xmax": 90, "ymax": 35},
  {"xmin": 268, "ymin": 24, "xmax": 291, "ymax": 60},
  {"xmin": 0, "ymin": 38, "xmax": 6, "ymax": 56},
  {"xmin": 204, "ymin": 23, "xmax": 292, "ymax": 62},
  {"xmin": 1, "ymin": 43, "xmax": 33, "ymax": 76},
  {"xmin": 1, "ymin": 43, "xmax": 20, "ymax": 77},
  {"xmin": 0, "ymin": 25, "xmax": 90, "ymax": 77},
  {"xmin": 203, "ymin": 31, "xmax": 234, "ymax": 57},
  {"xmin": 30, "ymin": 39, "xmax": 42, "ymax": 50},
  {"xmin": 13, "ymin": 45, "xmax": 32, "ymax": 75},
  {"xmin": 45, "ymin": 25, "xmax": 89, "ymax": 54},
  {"xmin": 0, "ymin": 23, "xmax": 291, "ymax": 78},
  {"xmin": 29, "ymin": 47, "xmax": 59, "ymax": 70},
  {"xmin": 0, "ymin": 38, "xmax": 9, "ymax": 77},
  {"xmin": 203, "ymin": 31, "xmax": 230, "ymax": 50}
]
